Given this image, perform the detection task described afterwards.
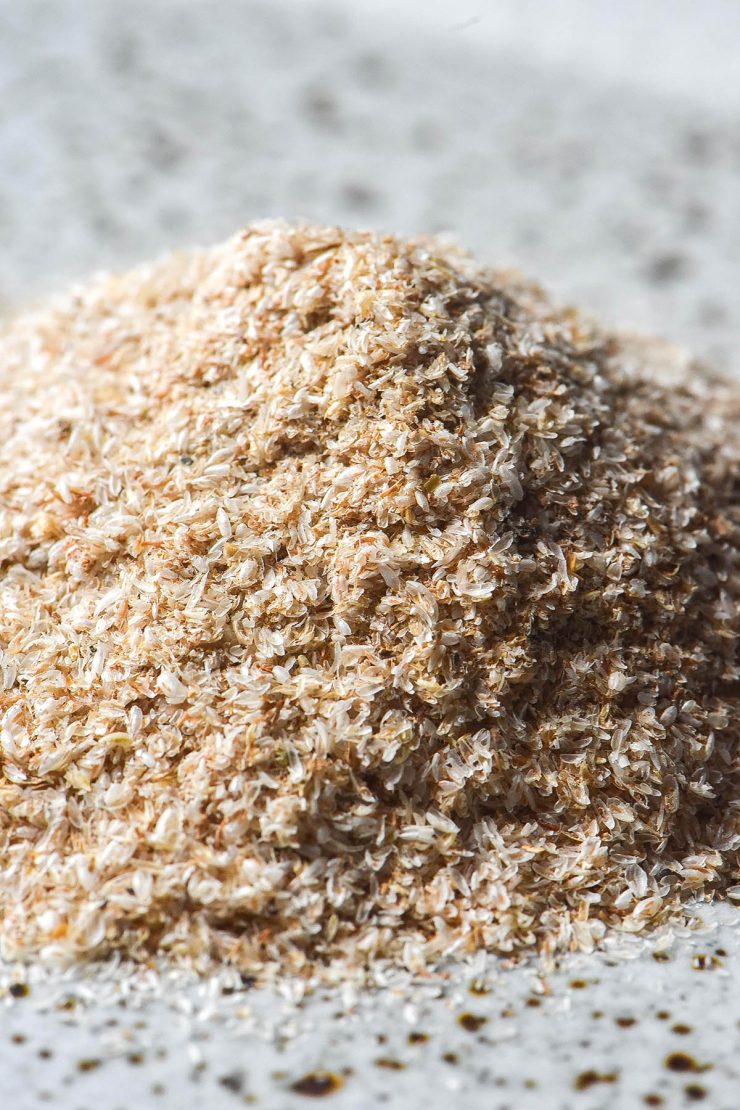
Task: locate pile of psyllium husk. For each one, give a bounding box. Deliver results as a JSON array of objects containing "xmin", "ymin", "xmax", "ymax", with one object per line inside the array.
[{"xmin": 0, "ymin": 221, "xmax": 738, "ymax": 983}]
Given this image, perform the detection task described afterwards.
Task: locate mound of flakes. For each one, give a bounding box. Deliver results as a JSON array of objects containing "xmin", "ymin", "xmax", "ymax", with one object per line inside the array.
[{"xmin": 0, "ymin": 221, "xmax": 738, "ymax": 977}]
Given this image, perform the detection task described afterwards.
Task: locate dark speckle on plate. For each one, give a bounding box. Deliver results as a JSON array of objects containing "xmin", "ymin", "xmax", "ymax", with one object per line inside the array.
[
  {"xmin": 290, "ymin": 1072, "xmax": 343, "ymax": 1098},
  {"xmin": 77, "ymin": 1058, "xmax": 102, "ymax": 1072},
  {"xmin": 218, "ymin": 1070, "xmax": 244, "ymax": 1093},
  {"xmin": 647, "ymin": 252, "xmax": 689, "ymax": 284},
  {"xmin": 665, "ymin": 1053, "xmax": 712, "ymax": 1074},
  {"xmin": 574, "ymin": 1069, "xmax": 618, "ymax": 1091}
]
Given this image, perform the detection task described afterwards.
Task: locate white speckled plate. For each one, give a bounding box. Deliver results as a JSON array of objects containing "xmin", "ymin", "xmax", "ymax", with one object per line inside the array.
[
  {"xmin": 1, "ymin": 2, "xmax": 739, "ymax": 1107},
  {"xmin": 3, "ymin": 907, "xmax": 739, "ymax": 1109}
]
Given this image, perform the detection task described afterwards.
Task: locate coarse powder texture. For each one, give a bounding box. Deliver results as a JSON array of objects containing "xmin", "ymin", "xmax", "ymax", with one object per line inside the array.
[{"xmin": 0, "ymin": 222, "xmax": 738, "ymax": 978}]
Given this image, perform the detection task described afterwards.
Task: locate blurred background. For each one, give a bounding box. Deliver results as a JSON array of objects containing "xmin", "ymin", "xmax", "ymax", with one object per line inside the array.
[{"xmin": 1, "ymin": 0, "xmax": 739, "ymax": 373}]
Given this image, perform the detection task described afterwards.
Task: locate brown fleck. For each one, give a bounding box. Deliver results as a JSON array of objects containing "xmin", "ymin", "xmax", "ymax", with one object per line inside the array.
[
  {"xmin": 574, "ymin": 1069, "xmax": 618, "ymax": 1090},
  {"xmin": 458, "ymin": 1012, "xmax": 487, "ymax": 1033},
  {"xmin": 290, "ymin": 1072, "xmax": 343, "ymax": 1098},
  {"xmin": 664, "ymin": 1054, "xmax": 711, "ymax": 1074},
  {"xmin": 218, "ymin": 1071, "xmax": 244, "ymax": 1094}
]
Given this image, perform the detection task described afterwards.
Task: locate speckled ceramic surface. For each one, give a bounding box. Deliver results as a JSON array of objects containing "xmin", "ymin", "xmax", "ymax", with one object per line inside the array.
[
  {"xmin": 1, "ymin": 2, "xmax": 739, "ymax": 1108},
  {"xmin": 3, "ymin": 907, "xmax": 740, "ymax": 1109}
]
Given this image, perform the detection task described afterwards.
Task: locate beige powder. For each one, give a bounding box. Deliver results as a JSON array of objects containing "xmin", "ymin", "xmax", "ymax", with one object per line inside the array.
[{"xmin": 0, "ymin": 221, "xmax": 738, "ymax": 977}]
